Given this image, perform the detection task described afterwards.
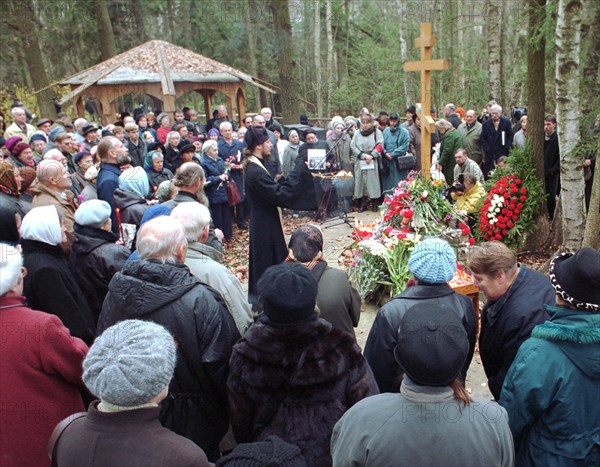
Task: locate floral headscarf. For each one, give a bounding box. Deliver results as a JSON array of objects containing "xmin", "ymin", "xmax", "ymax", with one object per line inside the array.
[{"xmin": 0, "ymin": 161, "xmax": 20, "ymax": 197}]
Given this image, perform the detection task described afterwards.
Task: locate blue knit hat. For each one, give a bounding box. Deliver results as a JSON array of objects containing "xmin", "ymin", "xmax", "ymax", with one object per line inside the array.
[{"xmin": 408, "ymin": 238, "xmax": 456, "ymax": 284}]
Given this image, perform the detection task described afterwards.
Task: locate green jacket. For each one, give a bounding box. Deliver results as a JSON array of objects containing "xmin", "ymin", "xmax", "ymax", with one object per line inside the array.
[
  {"xmin": 457, "ymin": 121, "xmax": 484, "ymax": 164},
  {"xmin": 438, "ymin": 129, "xmax": 462, "ymax": 184},
  {"xmin": 500, "ymin": 305, "xmax": 600, "ymax": 466}
]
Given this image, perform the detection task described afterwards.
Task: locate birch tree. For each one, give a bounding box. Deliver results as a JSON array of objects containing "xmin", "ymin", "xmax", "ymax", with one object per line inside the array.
[
  {"xmin": 325, "ymin": 0, "xmax": 334, "ymax": 116},
  {"xmin": 314, "ymin": 0, "xmax": 322, "ymax": 118},
  {"xmin": 555, "ymin": 0, "xmax": 585, "ymax": 250}
]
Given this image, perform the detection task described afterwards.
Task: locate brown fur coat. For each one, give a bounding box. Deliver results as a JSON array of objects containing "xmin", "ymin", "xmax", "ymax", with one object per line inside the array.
[{"xmin": 227, "ymin": 318, "xmax": 378, "ymax": 466}]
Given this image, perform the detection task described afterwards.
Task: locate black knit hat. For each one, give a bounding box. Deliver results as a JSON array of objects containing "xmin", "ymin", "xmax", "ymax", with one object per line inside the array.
[
  {"xmin": 180, "ymin": 143, "xmax": 196, "ymax": 155},
  {"xmin": 216, "ymin": 436, "xmax": 307, "ymax": 467},
  {"xmin": 549, "ymin": 248, "xmax": 600, "ymax": 311},
  {"xmin": 393, "ymin": 302, "xmax": 469, "ymax": 387},
  {"xmin": 244, "ymin": 127, "xmax": 270, "ymax": 151},
  {"xmin": 257, "ymin": 263, "xmax": 318, "ymax": 328}
]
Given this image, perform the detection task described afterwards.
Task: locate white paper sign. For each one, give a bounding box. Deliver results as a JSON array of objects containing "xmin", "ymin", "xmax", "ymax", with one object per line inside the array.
[
  {"xmin": 360, "ymin": 160, "xmax": 375, "ymax": 170},
  {"xmin": 308, "ymin": 149, "xmax": 327, "ymax": 170}
]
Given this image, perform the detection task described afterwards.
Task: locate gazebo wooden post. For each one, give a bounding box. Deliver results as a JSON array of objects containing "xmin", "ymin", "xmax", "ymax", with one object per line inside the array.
[
  {"xmin": 237, "ymin": 88, "xmax": 246, "ymax": 127},
  {"xmin": 204, "ymin": 93, "xmax": 213, "ymax": 121},
  {"xmin": 162, "ymin": 95, "xmax": 176, "ymax": 116},
  {"xmin": 75, "ymin": 96, "xmax": 85, "ymax": 119},
  {"xmin": 98, "ymin": 89, "xmax": 115, "ymax": 125}
]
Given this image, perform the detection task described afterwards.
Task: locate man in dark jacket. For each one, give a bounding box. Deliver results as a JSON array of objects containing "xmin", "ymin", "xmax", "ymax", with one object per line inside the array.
[
  {"xmin": 480, "ymin": 104, "xmax": 514, "ymax": 177},
  {"xmin": 69, "ymin": 200, "xmax": 129, "ymax": 323},
  {"xmin": 543, "ymin": 114, "xmax": 560, "ymax": 219},
  {"xmin": 124, "ymin": 122, "xmax": 147, "ymax": 168},
  {"xmin": 98, "ymin": 217, "xmax": 240, "ymax": 461},
  {"xmin": 96, "ymin": 136, "xmax": 131, "ymax": 234},
  {"xmin": 444, "ymin": 103, "xmax": 462, "ymax": 129},
  {"xmin": 364, "ymin": 238, "xmax": 476, "ymax": 393}
]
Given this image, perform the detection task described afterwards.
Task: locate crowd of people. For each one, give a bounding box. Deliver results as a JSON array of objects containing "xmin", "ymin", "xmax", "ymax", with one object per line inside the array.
[{"xmin": 1, "ymin": 101, "xmax": 599, "ymax": 466}]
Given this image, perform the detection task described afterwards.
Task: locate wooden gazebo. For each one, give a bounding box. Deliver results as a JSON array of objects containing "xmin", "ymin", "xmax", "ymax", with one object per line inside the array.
[{"xmin": 58, "ymin": 40, "xmax": 275, "ymax": 125}]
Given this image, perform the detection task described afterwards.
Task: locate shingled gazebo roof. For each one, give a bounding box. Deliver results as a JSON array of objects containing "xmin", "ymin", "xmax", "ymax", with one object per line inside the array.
[
  {"xmin": 59, "ymin": 40, "xmax": 274, "ymax": 105},
  {"xmin": 58, "ymin": 40, "xmax": 275, "ymax": 124}
]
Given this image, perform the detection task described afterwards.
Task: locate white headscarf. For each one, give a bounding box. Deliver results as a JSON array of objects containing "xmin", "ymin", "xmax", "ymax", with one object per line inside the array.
[{"xmin": 20, "ymin": 205, "xmax": 62, "ymax": 246}]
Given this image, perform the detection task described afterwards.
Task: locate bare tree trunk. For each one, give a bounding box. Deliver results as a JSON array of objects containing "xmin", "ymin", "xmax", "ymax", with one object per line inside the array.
[
  {"xmin": 165, "ymin": 1, "xmax": 175, "ymax": 43},
  {"xmin": 525, "ymin": 0, "xmax": 550, "ymax": 251},
  {"xmin": 96, "ymin": 0, "xmax": 117, "ymax": 59},
  {"xmin": 399, "ymin": 11, "xmax": 411, "ymax": 105},
  {"xmin": 556, "ymin": 0, "xmax": 585, "ymax": 251},
  {"xmin": 244, "ymin": 0, "xmax": 259, "ymax": 111},
  {"xmin": 5, "ymin": 0, "xmax": 55, "ymax": 118},
  {"xmin": 325, "ymin": 0, "xmax": 334, "ymax": 117},
  {"xmin": 131, "ymin": 0, "xmax": 146, "ymax": 42},
  {"xmin": 485, "ymin": 0, "xmax": 502, "ymax": 104},
  {"xmin": 270, "ymin": 0, "xmax": 301, "ymax": 123},
  {"xmin": 579, "ymin": 0, "xmax": 600, "ymax": 123},
  {"xmin": 314, "ymin": 0, "xmax": 322, "ymax": 118},
  {"xmin": 582, "ymin": 155, "xmax": 600, "ymax": 248}
]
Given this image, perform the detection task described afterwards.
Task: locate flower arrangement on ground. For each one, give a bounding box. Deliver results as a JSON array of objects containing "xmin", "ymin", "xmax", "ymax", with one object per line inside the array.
[
  {"xmin": 475, "ymin": 146, "xmax": 546, "ymax": 250},
  {"xmin": 350, "ymin": 173, "xmax": 475, "ymax": 300}
]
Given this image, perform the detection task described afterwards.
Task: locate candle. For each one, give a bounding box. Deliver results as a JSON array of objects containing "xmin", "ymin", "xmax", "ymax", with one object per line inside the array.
[
  {"xmin": 502, "ymin": 131, "xmax": 505, "ymax": 147},
  {"xmin": 115, "ymin": 207, "xmax": 125, "ymax": 243}
]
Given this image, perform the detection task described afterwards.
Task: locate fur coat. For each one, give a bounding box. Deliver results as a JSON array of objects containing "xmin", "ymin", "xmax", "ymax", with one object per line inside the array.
[{"xmin": 227, "ymin": 318, "xmax": 379, "ymax": 467}]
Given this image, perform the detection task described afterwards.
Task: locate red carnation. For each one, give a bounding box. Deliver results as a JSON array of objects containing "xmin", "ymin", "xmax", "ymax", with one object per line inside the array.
[
  {"xmin": 495, "ymin": 234, "xmax": 502, "ymax": 240},
  {"xmin": 516, "ymin": 178, "xmax": 522, "ymax": 184},
  {"xmin": 402, "ymin": 209, "xmax": 414, "ymax": 219},
  {"xmin": 521, "ymin": 187, "xmax": 527, "ymax": 194},
  {"xmin": 469, "ymin": 238, "xmax": 476, "ymax": 245},
  {"xmin": 461, "ymin": 227, "xmax": 470, "ymax": 236},
  {"xmin": 507, "ymin": 222, "xmax": 514, "ymax": 228},
  {"xmin": 517, "ymin": 203, "xmax": 523, "ymax": 210}
]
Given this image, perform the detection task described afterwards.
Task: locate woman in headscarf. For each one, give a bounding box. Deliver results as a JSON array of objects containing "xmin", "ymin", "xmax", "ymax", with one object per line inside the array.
[
  {"xmin": 113, "ymin": 166, "xmax": 152, "ymax": 229},
  {"xmin": 145, "ymin": 150, "xmax": 174, "ymax": 193},
  {"xmin": 281, "ymin": 129, "xmax": 301, "ymax": 178},
  {"xmin": 20, "ymin": 205, "xmax": 95, "ymax": 344},
  {"xmin": 155, "ymin": 112, "xmax": 171, "ymax": 144},
  {"xmin": 10, "ymin": 142, "xmax": 36, "ymax": 169},
  {"xmin": 351, "ymin": 112, "xmax": 384, "ymax": 212},
  {"xmin": 0, "ymin": 160, "xmax": 27, "ymax": 217},
  {"xmin": 164, "ymin": 131, "xmax": 181, "ymax": 172},
  {"xmin": 201, "ymin": 140, "xmax": 232, "ymax": 240}
]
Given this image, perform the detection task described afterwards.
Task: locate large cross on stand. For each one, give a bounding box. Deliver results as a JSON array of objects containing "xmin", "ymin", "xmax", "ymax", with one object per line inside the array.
[{"xmin": 403, "ymin": 23, "xmax": 449, "ymax": 180}]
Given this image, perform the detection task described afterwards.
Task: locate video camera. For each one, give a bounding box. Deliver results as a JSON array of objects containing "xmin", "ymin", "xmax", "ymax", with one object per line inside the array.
[
  {"xmin": 511, "ymin": 107, "xmax": 528, "ymax": 124},
  {"xmin": 443, "ymin": 174, "xmax": 465, "ymax": 202}
]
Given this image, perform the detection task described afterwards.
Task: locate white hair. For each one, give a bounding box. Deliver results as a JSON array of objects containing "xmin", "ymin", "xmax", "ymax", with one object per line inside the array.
[
  {"xmin": 167, "ymin": 131, "xmax": 180, "ymax": 143},
  {"xmin": 136, "ymin": 216, "xmax": 187, "ymax": 263},
  {"xmin": 74, "ymin": 118, "xmax": 87, "ymax": 130},
  {"xmin": 170, "ymin": 202, "xmax": 211, "ymax": 242},
  {"xmin": 219, "ymin": 121, "xmax": 232, "ymax": 132},
  {"xmin": 490, "ymin": 104, "xmax": 503, "ymax": 113},
  {"xmin": 11, "ymin": 107, "xmax": 25, "ymax": 119},
  {"xmin": 202, "ymin": 140, "xmax": 218, "ymax": 153},
  {"xmin": 435, "ymin": 119, "xmax": 454, "ymax": 131},
  {"xmin": 0, "ymin": 244, "xmax": 23, "ymax": 296}
]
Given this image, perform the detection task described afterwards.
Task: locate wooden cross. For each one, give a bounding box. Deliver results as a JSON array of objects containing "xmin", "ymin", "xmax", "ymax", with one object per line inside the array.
[{"xmin": 403, "ymin": 23, "xmax": 449, "ymax": 179}]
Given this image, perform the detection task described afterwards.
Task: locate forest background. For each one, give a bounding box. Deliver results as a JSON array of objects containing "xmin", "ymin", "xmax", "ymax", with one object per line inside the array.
[{"xmin": 1, "ymin": 0, "xmax": 599, "ymax": 250}]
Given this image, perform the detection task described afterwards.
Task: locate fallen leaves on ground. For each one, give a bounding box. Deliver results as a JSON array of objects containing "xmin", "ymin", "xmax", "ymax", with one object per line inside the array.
[{"xmin": 222, "ymin": 214, "xmax": 317, "ymax": 284}]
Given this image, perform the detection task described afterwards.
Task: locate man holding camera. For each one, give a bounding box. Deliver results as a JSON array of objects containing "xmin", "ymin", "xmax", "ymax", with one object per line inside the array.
[{"xmin": 453, "ymin": 148, "xmax": 484, "ymax": 184}]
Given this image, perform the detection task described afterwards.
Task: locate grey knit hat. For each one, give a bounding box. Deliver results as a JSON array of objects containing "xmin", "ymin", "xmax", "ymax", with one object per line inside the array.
[
  {"xmin": 83, "ymin": 320, "xmax": 177, "ymax": 406},
  {"xmin": 216, "ymin": 436, "xmax": 307, "ymax": 467}
]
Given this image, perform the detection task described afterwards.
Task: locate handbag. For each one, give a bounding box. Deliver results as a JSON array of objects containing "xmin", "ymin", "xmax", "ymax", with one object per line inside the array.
[
  {"xmin": 396, "ymin": 152, "xmax": 416, "ymax": 170},
  {"xmin": 226, "ymin": 179, "xmax": 242, "ymax": 206},
  {"xmin": 48, "ymin": 412, "xmax": 87, "ymax": 466}
]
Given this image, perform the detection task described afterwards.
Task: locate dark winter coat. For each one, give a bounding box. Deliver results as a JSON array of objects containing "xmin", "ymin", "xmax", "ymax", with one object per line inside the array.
[
  {"xmin": 218, "ymin": 138, "xmax": 245, "ymax": 202},
  {"xmin": 201, "ymin": 154, "xmax": 229, "ymax": 205},
  {"xmin": 69, "ymin": 223, "xmax": 129, "ymax": 322},
  {"xmin": 98, "ymin": 259, "xmax": 240, "ymax": 460},
  {"xmin": 500, "ymin": 305, "xmax": 600, "ymax": 466},
  {"xmin": 97, "ymin": 162, "xmax": 122, "ymax": 234},
  {"xmin": 244, "ymin": 156, "xmax": 317, "ymax": 300},
  {"xmin": 364, "ymin": 282, "xmax": 476, "ymax": 393},
  {"xmin": 227, "ymin": 318, "xmax": 379, "ymax": 467},
  {"xmin": 125, "ymin": 137, "xmax": 147, "ymax": 168},
  {"xmin": 438, "ymin": 128, "xmax": 462, "ymax": 184},
  {"xmin": 480, "ymin": 116, "xmax": 514, "ymax": 165},
  {"xmin": 146, "ymin": 167, "xmax": 174, "ymax": 191},
  {"xmin": 55, "ymin": 402, "xmax": 212, "ymax": 467},
  {"xmin": 21, "ymin": 239, "xmax": 95, "ymax": 344},
  {"xmin": 164, "ymin": 145, "xmax": 180, "ymax": 172},
  {"xmin": 311, "ymin": 261, "xmax": 361, "ymax": 340},
  {"xmin": 447, "ymin": 112, "xmax": 462, "ymax": 129},
  {"xmin": 479, "ymin": 265, "xmax": 554, "ymax": 400},
  {"xmin": 113, "ymin": 188, "xmax": 149, "ymax": 229},
  {"xmin": 0, "ymin": 296, "xmax": 87, "ymax": 467},
  {"xmin": 543, "ymin": 131, "xmax": 560, "ymax": 178}
]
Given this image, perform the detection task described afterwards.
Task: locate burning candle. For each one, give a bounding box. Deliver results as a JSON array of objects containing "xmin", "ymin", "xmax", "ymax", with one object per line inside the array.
[
  {"xmin": 502, "ymin": 131, "xmax": 506, "ymax": 147},
  {"xmin": 115, "ymin": 207, "xmax": 125, "ymax": 243}
]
